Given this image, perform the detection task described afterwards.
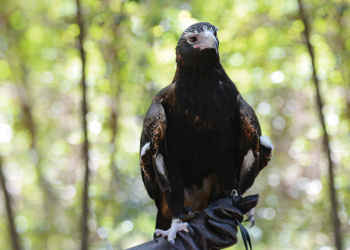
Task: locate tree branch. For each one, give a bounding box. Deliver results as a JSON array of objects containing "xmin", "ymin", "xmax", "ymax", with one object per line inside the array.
[
  {"xmin": 298, "ymin": 1, "xmax": 343, "ymax": 249},
  {"xmin": 0, "ymin": 157, "xmax": 21, "ymax": 250},
  {"xmin": 76, "ymin": 0, "xmax": 90, "ymax": 249}
]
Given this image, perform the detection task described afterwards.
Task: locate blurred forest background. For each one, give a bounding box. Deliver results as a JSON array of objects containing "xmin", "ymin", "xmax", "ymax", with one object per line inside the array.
[{"xmin": 0, "ymin": 0, "xmax": 349, "ymax": 249}]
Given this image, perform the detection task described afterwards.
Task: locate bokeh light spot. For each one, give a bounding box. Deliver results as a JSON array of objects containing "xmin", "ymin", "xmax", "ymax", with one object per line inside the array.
[
  {"xmin": 268, "ymin": 174, "xmax": 280, "ymax": 186},
  {"xmin": 271, "ymin": 71, "xmax": 285, "ymax": 84},
  {"xmin": 306, "ymin": 180, "xmax": 322, "ymax": 196},
  {"xmin": 121, "ymin": 220, "xmax": 134, "ymax": 232},
  {"xmin": 262, "ymin": 208, "xmax": 275, "ymax": 220},
  {"xmin": 0, "ymin": 124, "xmax": 13, "ymax": 142},
  {"xmin": 88, "ymin": 121, "xmax": 102, "ymax": 135}
]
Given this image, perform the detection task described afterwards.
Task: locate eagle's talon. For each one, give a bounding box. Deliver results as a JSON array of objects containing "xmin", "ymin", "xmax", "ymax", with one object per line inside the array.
[
  {"xmin": 244, "ymin": 215, "xmax": 255, "ymax": 227},
  {"xmin": 245, "ymin": 208, "xmax": 255, "ymax": 227},
  {"xmin": 245, "ymin": 213, "xmax": 252, "ymax": 222},
  {"xmin": 153, "ymin": 231, "xmax": 159, "ymax": 242},
  {"xmin": 187, "ymin": 224, "xmax": 195, "ymax": 238},
  {"xmin": 249, "ymin": 217, "xmax": 255, "ymax": 228}
]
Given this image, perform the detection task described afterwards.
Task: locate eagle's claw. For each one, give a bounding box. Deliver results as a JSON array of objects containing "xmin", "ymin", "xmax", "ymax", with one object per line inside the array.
[
  {"xmin": 153, "ymin": 231, "xmax": 159, "ymax": 242},
  {"xmin": 245, "ymin": 208, "xmax": 255, "ymax": 227},
  {"xmin": 187, "ymin": 224, "xmax": 195, "ymax": 238}
]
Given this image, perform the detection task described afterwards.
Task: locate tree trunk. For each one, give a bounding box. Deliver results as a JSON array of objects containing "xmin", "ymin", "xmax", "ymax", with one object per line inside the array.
[
  {"xmin": 0, "ymin": 157, "xmax": 22, "ymax": 250},
  {"xmin": 298, "ymin": 1, "xmax": 343, "ymax": 249},
  {"xmin": 76, "ymin": 0, "xmax": 90, "ymax": 249}
]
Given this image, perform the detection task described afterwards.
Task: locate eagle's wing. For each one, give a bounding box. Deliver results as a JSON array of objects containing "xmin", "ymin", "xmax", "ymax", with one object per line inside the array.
[
  {"xmin": 140, "ymin": 86, "xmax": 172, "ymax": 199},
  {"xmin": 238, "ymin": 95, "xmax": 274, "ymax": 194}
]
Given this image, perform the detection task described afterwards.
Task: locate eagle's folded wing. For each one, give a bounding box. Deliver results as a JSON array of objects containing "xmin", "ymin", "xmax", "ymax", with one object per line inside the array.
[
  {"xmin": 140, "ymin": 100, "xmax": 170, "ymax": 198},
  {"xmin": 238, "ymin": 96, "xmax": 273, "ymax": 194}
]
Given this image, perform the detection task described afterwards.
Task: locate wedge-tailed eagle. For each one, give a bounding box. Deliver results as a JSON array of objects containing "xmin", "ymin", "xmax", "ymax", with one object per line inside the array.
[{"xmin": 139, "ymin": 22, "xmax": 274, "ymax": 245}]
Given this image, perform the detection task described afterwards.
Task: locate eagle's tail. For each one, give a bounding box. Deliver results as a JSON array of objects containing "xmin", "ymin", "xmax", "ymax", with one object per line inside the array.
[{"xmin": 156, "ymin": 211, "xmax": 171, "ymax": 230}]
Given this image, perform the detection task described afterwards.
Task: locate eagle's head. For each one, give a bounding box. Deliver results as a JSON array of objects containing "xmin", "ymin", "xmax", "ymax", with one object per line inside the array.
[{"xmin": 176, "ymin": 22, "xmax": 219, "ymax": 66}]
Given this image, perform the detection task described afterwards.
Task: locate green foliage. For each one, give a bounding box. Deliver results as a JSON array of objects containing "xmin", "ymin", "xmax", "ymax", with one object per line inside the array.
[{"xmin": 0, "ymin": 0, "xmax": 349, "ymax": 249}]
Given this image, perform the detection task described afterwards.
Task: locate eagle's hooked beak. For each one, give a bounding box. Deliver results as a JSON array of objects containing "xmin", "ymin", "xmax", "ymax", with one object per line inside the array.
[{"xmin": 194, "ymin": 31, "xmax": 219, "ymax": 54}]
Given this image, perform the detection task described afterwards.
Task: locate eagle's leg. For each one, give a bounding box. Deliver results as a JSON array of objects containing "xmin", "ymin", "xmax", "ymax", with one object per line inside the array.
[{"xmin": 154, "ymin": 164, "xmax": 194, "ymax": 245}]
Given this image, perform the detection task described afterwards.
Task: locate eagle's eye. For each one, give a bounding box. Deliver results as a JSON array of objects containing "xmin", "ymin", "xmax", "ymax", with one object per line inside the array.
[{"xmin": 189, "ymin": 36, "xmax": 197, "ymax": 43}]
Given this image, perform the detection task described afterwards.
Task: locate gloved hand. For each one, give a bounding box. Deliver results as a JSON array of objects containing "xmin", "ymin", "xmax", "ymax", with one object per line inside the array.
[
  {"xmin": 128, "ymin": 194, "xmax": 259, "ymax": 250},
  {"xmin": 171, "ymin": 194, "xmax": 259, "ymax": 250}
]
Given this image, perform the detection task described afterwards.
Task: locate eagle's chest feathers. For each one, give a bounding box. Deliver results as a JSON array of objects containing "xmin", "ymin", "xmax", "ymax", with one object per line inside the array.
[
  {"xmin": 163, "ymin": 80, "xmax": 237, "ymax": 168},
  {"xmin": 170, "ymin": 82, "xmax": 235, "ymax": 131}
]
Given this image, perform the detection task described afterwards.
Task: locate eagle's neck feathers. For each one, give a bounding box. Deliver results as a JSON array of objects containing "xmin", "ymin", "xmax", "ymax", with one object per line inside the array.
[{"xmin": 165, "ymin": 53, "xmax": 238, "ymax": 131}]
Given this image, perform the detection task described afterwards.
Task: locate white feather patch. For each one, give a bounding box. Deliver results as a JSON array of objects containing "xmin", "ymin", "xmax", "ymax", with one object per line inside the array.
[
  {"xmin": 155, "ymin": 154, "xmax": 166, "ymax": 176},
  {"xmin": 242, "ymin": 150, "xmax": 255, "ymax": 171},
  {"xmin": 140, "ymin": 142, "xmax": 150, "ymax": 157},
  {"xmin": 260, "ymin": 136, "xmax": 275, "ymax": 149}
]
